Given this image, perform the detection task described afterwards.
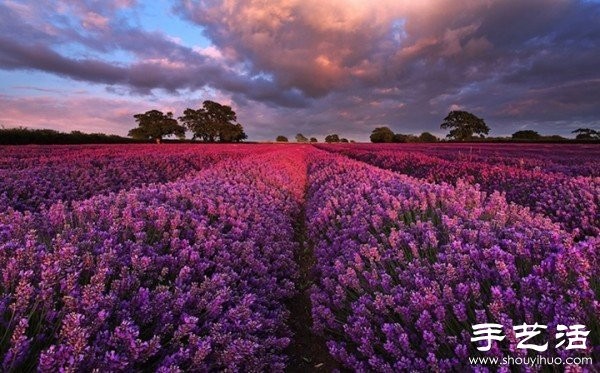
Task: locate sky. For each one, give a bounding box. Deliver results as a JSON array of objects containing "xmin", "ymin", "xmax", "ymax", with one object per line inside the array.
[{"xmin": 1, "ymin": 0, "xmax": 599, "ymax": 141}]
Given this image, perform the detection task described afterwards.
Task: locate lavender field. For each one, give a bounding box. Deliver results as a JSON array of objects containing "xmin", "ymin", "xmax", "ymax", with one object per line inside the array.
[{"xmin": 0, "ymin": 143, "xmax": 598, "ymax": 371}]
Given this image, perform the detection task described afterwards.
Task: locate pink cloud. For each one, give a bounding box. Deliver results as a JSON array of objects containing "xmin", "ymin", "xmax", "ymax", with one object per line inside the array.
[
  {"xmin": 0, "ymin": 89, "xmax": 241, "ymax": 137},
  {"xmin": 82, "ymin": 12, "xmax": 110, "ymax": 31},
  {"xmin": 176, "ymin": 0, "xmax": 514, "ymax": 97},
  {"xmin": 0, "ymin": 94, "xmax": 148, "ymax": 135}
]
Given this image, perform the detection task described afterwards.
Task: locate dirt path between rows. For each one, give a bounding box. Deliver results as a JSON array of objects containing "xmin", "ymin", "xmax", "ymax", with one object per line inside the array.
[{"xmin": 285, "ymin": 199, "xmax": 339, "ymax": 372}]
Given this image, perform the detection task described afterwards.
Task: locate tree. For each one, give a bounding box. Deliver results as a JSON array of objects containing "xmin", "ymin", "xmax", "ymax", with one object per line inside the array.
[
  {"xmin": 512, "ymin": 130, "xmax": 541, "ymax": 140},
  {"xmin": 370, "ymin": 127, "xmax": 395, "ymax": 143},
  {"xmin": 179, "ymin": 100, "xmax": 246, "ymax": 142},
  {"xmin": 296, "ymin": 133, "xmax": 309, "ymax": 143},
  {"xmin": 310, "ymin": 137, "xmax": 318, "ymax": 143},
  {"xmin": 276, "ymin": 135, "xmax": 288, "ymax": 142},
  {"xmin": 220, "ymin": 123, "xmax": 247, "ymax": 142},
  {"xmin": 129, "ymin": 110, "xmax": 185, "ymax": 143},
  {"xmin": 340, "ymin": 138, "xmax": 349, "ymax": 143},
  {"xmin": 406, "ymin": 134, "xmax": 420, "ymax": 142},
  {"xmin": 179, "ymin": 106, "xmax": 217, "ymax": 142},
  {"xmin": 419, "ymin": 132, "xmax": 438, "ymax": 142},
  {"xmin": 545, "ymin": 135, "xmax": 567, "ymax": 141},
  {"xmin": 440, "ymin": 111, "xmax": 489, "ymax": 141},
  {"xmin": 572, "ymin": 128, "xmax": 600, "ymax": 140},
  {"xmin": 393, "ymin": 133, "xmax": 409, "ymax": 143},
  {"xmin": 325, "ymin": 134, "xmax": 340, "ymax": 143}
]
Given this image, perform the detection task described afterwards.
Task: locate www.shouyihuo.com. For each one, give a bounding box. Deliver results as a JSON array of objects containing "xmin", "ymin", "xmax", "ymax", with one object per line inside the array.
[{"xmin": 468, "ymin": 356, "xmax": 593, "ymax": 367}]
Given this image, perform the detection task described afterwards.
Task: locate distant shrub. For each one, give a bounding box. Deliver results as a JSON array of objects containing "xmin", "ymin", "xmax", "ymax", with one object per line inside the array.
[
  {"xmin": 512, "ymin": 130, "xmax": 541, "ymax": 140},
  {"xmin": 295, "ymin": 133, "xmax": 309, "ymax": 142},
  {"xmin": 392, "ymin": 133, "xmax": 408, "ymax": 143},
  {"xmin": 572, "ymin": 128, "xmax": 600, "ymax": 140},
  {"xmin": 419, "ymin": 132, "xmax": 438, "ymax": 142}
]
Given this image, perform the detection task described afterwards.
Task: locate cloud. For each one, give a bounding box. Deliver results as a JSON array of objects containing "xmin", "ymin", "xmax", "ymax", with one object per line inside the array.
[
  {"xmin": 0, "ymin": 94, "xmax": 144, "ymax": 134},
  {"xmin": 0, "ymin": 0, "xmax": 308, "ymax": 107},
  {"xmin": 0, "ymin": 92, "xmax": 237, "ymax": 137},
  {"xmin": 0, "ymin": 0, "xmax": 599, "ymax": 139},
  {"xmin": 176, "ymin": 0, "xmax": 408, "ymax": 96},
  {"xmin": 176, "ymin": 0, "xmax": 600, "ymax": 107},
  {"xmin": 497, "ymin": 79, "xmax": 600, "ymax": 121}
]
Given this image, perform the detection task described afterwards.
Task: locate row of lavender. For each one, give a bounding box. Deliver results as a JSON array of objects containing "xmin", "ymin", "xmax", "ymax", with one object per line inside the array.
[
  {"xmin": 420, "ymin": 144, "xmax": 600, "ymax": 177},
  {"xmin": 0, "ymin": 144, "xmax": 265, "ymax": 212},
  {"xmin": 0, "ymin": 144, "xmax": 255, "ymax": 170},
  {"xmin": 326, "ymin": 143, "xmax": 600, "ymax": 177},
  {"xmin": 0, "ymin": 148, "xmax": 307, "ymax": 371},
  {"xmin": 320, "ymin": 145, "xmax": 600, "ymax": 239},
  {"xmin": 306, "ymin": 150, "xmax": 599, "ymax": 371}
]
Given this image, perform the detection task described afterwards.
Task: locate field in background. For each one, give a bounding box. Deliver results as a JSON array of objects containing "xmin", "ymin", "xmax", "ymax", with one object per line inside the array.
[{"xmin": 0, "ymin": 143, "xmax": 598, "ymax": 371}]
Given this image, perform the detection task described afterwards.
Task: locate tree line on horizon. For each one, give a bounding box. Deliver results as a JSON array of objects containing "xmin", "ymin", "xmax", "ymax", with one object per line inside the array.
[
  {"xmin": 365, "ymin": 110, "xmax": 600, "ymax": 143},
  {"xmin": 0, "ymin": 127, "xmax": 141, "ymax": 145},
  {"xmin": 438, "ymin": 111, "xmax": 599, "ymax": 141},
  {"xmin": 2, "ymin": 109, "xmax": 598, "ymax": 145},
  {"xmin": 275, "ymin": 134, "xmax": 354, "ymax": 143}
]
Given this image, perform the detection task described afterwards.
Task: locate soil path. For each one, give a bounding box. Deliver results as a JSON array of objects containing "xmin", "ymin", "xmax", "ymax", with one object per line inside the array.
[{"xmin": 285, "ymin": 199, "xmax": 339, "ymax": 372}]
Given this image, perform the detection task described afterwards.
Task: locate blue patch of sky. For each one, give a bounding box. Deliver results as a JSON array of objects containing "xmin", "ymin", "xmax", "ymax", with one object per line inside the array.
[
  {"xmin": 57, "ymin": 42, "xmax": 137, "ymax": 65},
  {"xmin": 391, "ymin": 19, "xmax": 407, "ymax": 44},
  {"xmin": 103, "ymin": 48, "xmax": 137, "ymax": 64},
  {"xmin": 47, "ymin": 8, "xmax": 79, "ymax": 32},
  {"xmin": 457, "ymin": 82, "xmax": 481, "ymax": 96},
  {"xmin": 150, "ymin": 85, "xmax": 221, "ymax": 105},
  {"xmin": 0, "ymin": 69, "xmax": 120, "ymax": 98},
  {"xmin": 133, "ymin": 1, "xmax": 213, "ymax": 49},
  {"xmin": 249, "ymin": 71, "xmax": 275, "ymax": 82},
  {"xmin": 51, "ymin": 1, "xmax": 213, "ymax": 64}
]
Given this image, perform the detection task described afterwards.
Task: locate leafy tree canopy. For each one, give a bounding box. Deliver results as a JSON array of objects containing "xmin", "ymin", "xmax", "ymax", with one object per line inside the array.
[
  {"xmin": 370, "ymin": 127, "xmax": 395, "ymax": 143},
  {"xmin": 572, "ymin": 128, "xmax": 600, "ymax": 140},
  {"xmin": 296, "ymin": 133, "xmax": 309, "ymax": 143},
  {"xmin": 512, "ymin": 130, "xmax": 541, "ymax": 140},
  {"xmin": 393, "ymin": 133, "xmax": 409, "ymax": 143},
  {"xmin": 309, "ymin": 137, "xmax": 318, "ymax": 143},
  {"xmin": 276, "ymin": 135, "xmax": 288, "ymax": 142},
  {"xmin": 220, "ymin": 123, "xmax": 247, "ymax": 142},
  {"xmin": 440, "ymin": 110, "xmax": 489, "ymax": 140},
  {"xmin": 128, "ymin": 110, "xmax": 185, "ymax": 143},
  {"xmin": 419, "ymin": 132, "xmax": 438, "ymax": 142},
  {"xmin": 179, "ymin": 100, "xmax": 246, "ymax": 142},
  {"xmin": 325, "ymin": 134, "xmax": 340, "ymax": 143}
]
